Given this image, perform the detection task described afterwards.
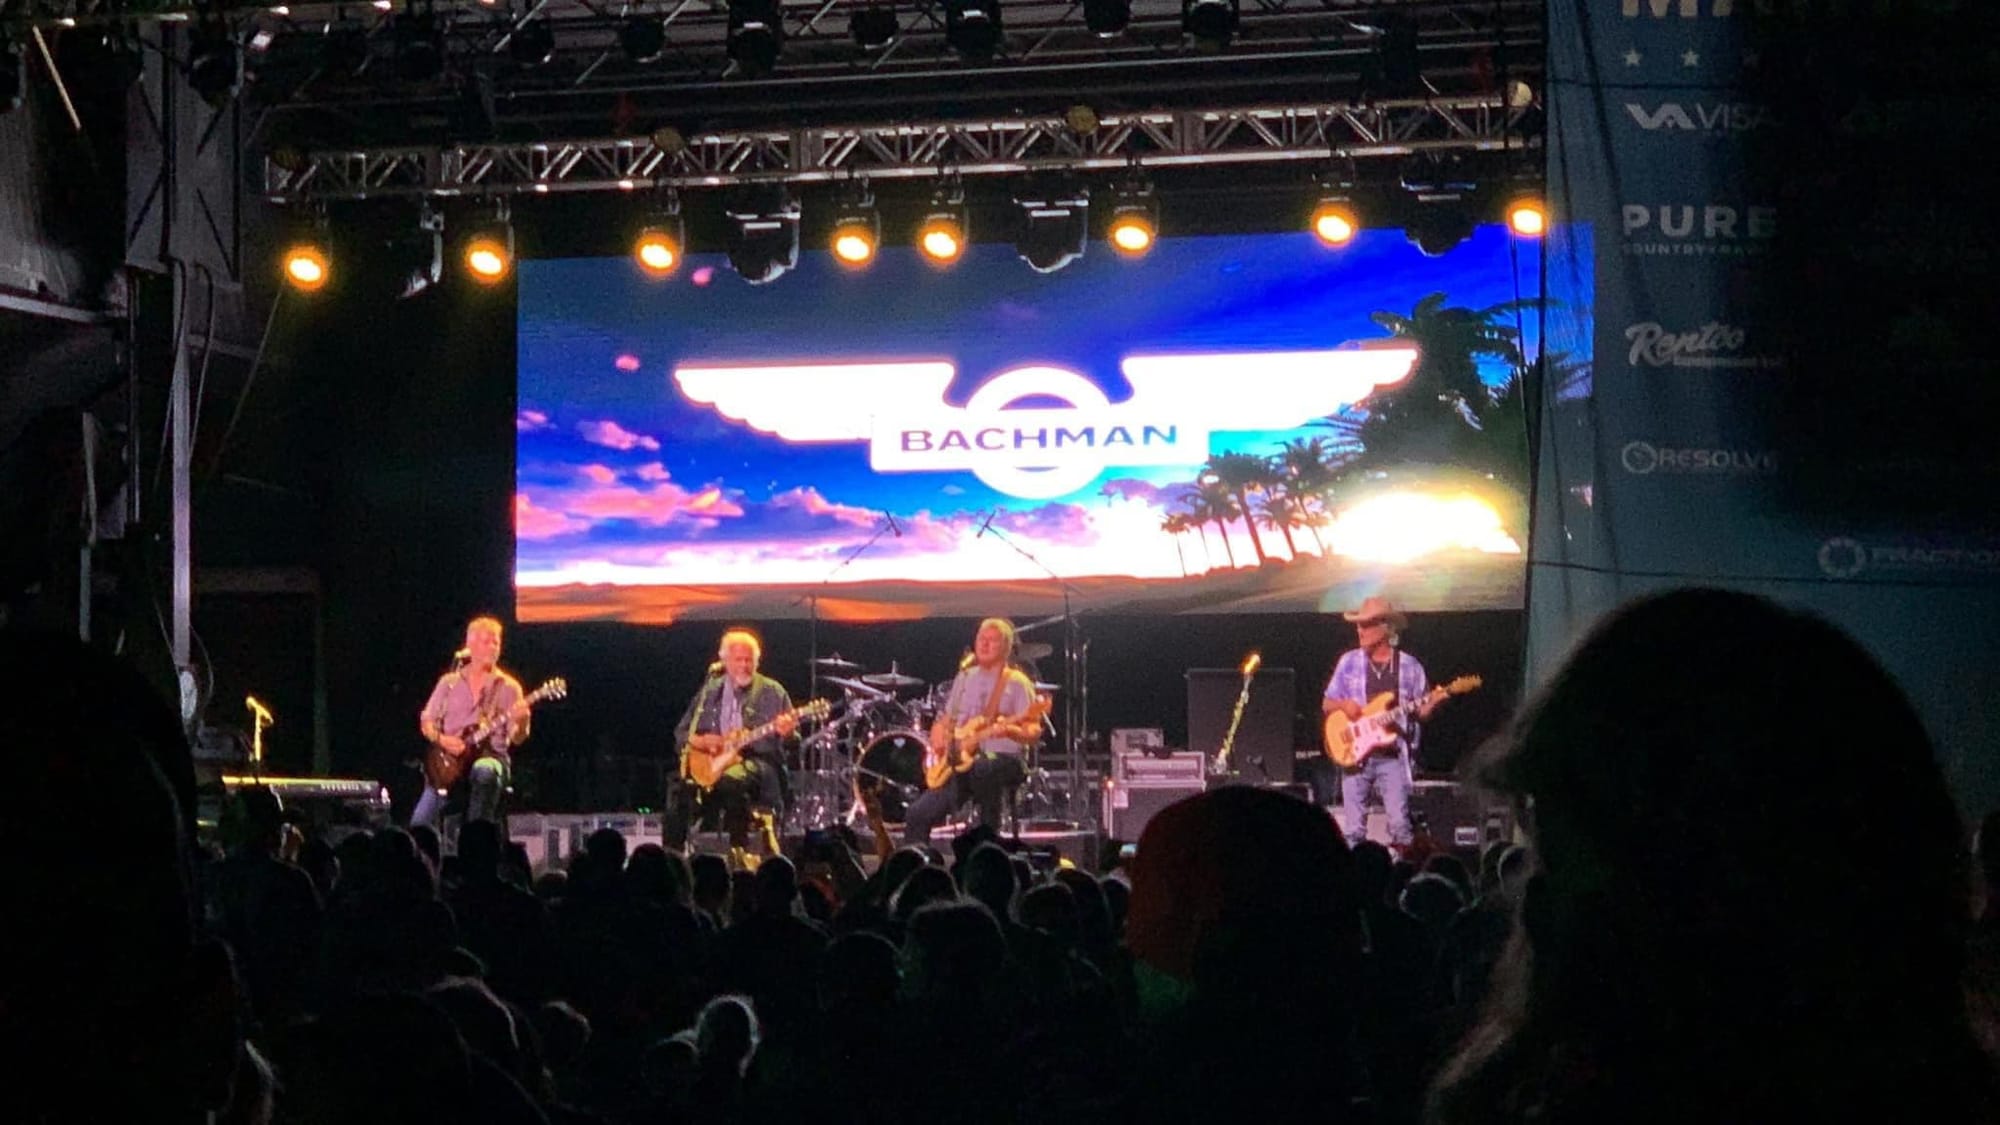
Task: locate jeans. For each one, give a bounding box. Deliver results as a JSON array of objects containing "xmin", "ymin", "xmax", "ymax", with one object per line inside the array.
[
  {"xmin": 666, "ymin": 758, "xmax": 784, "ymax": 849},
  {"xmin": 903, "ymin": 753, "xmax": 1025, "ymax": 845},
  {"xmin": 411, "ymin": 756, "xmax": 508, "ymax": 832},
  {"xmin": 1340, "ymin": 752, "xmax": 1411, "ymax": 847}
]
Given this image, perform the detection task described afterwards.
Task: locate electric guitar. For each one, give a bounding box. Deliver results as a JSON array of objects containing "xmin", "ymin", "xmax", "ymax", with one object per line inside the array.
[
  {"xmin": 1322, "ymin": 675, "xmax": 1481, "ymax": 768},
  {"xmin": 424, "ymin": 678, "xmax": 568, "ymax": 789},
  {"xmin": 682, "ymin": 699, "xmax": 830, "ymax": 791},
  {"xmin": 923, "ymin": 694, "xmax": 1052, "ymax": 789}
]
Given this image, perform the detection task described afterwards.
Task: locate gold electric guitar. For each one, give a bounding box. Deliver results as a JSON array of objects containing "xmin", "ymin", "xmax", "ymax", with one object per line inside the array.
[
  {"xmin": 923, "ymin": 694, "xmax": 1052, "ymax": 789},
  {"xmin": 1322, "ymin": 675, "xmax": 1482, "ymax": 768},
  {"xmin": 682, "ymin": 699, "xmax": 829, "ymax": 791}
]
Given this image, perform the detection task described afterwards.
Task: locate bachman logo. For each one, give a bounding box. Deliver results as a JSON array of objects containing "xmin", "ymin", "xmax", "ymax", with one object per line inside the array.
[{"xmin": 673, "ymin": 347, "xmax": 1420, "ymax": 500}]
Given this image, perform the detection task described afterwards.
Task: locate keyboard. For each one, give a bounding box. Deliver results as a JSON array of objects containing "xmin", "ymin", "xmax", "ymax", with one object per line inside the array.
[{"xmin": 220, "ymin": 775, "xmax": 387, "ymax": 802}]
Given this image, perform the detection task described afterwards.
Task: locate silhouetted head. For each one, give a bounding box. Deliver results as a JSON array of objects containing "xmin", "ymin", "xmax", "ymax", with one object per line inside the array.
[
  {"xmin": 458, "ymin": 818, "xmax": 502, "ymax": 876},
  {"xmin": 694, "ymin": 995, "xmax": 760, "ymax": 1076},
  {"xmin": 690, "ymin": 851, "xmax": 731, "ymax": 914},
  {"xmin": 584, "ymin": 827, "xmax": 628, "ymax": 875},
  {"xmin": 1437, "ymin": 588, "xmax": 1984, "ymax": 1123},
  {"xmin": 890, "ymin": 864, "xmax": 960, "ymax": 927},
  {"xmin": 819, "ymin": 931, "xmax": 901, "ymax": 1013},
  {"xmin": 1018, "ymin": 882, "xmax": 1081, "ymax": 947},
  {"xmin": 958, "ymin": 842, "xmax": 1018, "ymax": 920},
  {"xmin": 901, "ymin": 900, "xmax": 1008, "ymax": 1016}
]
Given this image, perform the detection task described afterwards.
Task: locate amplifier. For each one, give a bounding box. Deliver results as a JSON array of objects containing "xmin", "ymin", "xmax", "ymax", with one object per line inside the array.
[
  {"xmin": 1101, "ymin": 779, "xmax": 1205, "ymax": 841},
  {"xmin": 1110, "ymin": 728, "xmax": 1165, "ymax": 757},
  {"xmin": 507, "ymin": 811, "xmax": 665, "ymax": 873},
  {"xmin": 1113, "ymin": 750, "xmax": 1207, "ymax": 783}
]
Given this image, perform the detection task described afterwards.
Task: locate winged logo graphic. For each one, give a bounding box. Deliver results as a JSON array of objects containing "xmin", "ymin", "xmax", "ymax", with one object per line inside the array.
[{"xmin": 673, "ymin": 344, "xmax": 1419, "ymax": 499}]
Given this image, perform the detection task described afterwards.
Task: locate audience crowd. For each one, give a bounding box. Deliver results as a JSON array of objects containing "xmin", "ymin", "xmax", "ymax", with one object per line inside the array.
[{"xmin": 5, "ymin": 588, "xmax": 1999, "ymax": 1123}]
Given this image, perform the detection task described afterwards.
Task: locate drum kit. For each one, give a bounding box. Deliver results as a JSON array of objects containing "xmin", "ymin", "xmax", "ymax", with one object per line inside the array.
[{"xmin": 785, "ymin": 651, "xmax": 1064, "ymax": 835}]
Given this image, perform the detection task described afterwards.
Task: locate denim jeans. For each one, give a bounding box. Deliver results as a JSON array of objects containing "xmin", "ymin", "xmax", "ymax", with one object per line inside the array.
[
  {"xmin": 411, "ymin": 756, "xmax": 507, "ymax": 831},
  {"xmin": 1340, "ymin": 752, "xmax": 1411, "ymax": 847},
  {"xmin": 903, "ymin": 753, "xmax": 1024, "ymax": 845}
]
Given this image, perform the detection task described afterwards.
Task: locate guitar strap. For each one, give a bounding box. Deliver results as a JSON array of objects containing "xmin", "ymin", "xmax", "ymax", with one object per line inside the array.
[{"xmin": 980, "ymin": 665, "xmax": 1011, "ymax": 722}]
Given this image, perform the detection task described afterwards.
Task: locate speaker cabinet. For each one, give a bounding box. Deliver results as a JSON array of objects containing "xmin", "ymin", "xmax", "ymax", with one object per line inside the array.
[{"xmin": 1186, "ymin": 667, "xmax": 1297, "ymax": 785}]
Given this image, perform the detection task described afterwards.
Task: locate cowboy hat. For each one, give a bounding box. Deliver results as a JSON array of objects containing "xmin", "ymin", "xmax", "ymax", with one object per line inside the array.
[{"xmin": 1341, "ymin": 596, "xmax": 1407, "ymax": 629}]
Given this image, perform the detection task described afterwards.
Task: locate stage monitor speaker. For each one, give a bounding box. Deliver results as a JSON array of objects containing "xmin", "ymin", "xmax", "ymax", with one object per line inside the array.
[
  {"xmin": 1103, "ymin": 780, "xmax": 1206, "ymax": 842},
  {"xmin": 1186, "ymin": 667, "xmax": 1296, "ymax": 785}
]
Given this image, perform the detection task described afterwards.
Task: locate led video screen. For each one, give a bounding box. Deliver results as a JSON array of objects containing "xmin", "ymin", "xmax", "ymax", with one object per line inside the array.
[{"xmin": 516, "ymin": 225, "xmax": 1564, "ymax": 623}]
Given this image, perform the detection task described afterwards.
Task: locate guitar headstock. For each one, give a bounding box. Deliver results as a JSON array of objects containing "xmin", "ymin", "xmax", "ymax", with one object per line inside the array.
[
  {"xmin": 797, "ymin": 699, "xmax": 831, "ymax": 722},
  {"xmin": 1443, "ymin": 675, "xmax": 1483, "ymax": 695},
  {"xmin": 1026, "ymin": 694, "xmax": 1054, "ymax": 720},
  {"xmin": 534, "ymin": 678, "xmax": 569, "ymax": 703}
]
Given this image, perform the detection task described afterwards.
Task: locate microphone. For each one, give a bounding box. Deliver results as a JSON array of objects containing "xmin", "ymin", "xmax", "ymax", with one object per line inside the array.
[
  {"xmin": 452, "ymin": 647, "xmax": 472, "ymax": 665},
  {"xmin": 1240, "ymin": 651, "xmax": 1261, "ymax": 676},
  {"xmin": 975, "ymin": 510, "xmax": 997, "ymax": 539},
  {"xmin": 245, "ymin": 696, "xmax": 275, "ymax": 725},
  {"xmin": 883, "ymin": 511, "xmax": 903, "ymax": 537}
]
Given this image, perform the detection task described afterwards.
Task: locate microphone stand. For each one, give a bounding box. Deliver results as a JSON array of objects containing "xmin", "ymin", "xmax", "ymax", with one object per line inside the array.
[
  {"xmin": 1212, "ymin": 664, "xmax": 1269, "ymax": 785},
  {"xmin": 797, "ymin": 514, "xmax": 899, "ymax": 704},
  {"xmin": 978, "ymin": 517, "xmax": 1091, "ymax": 828}
]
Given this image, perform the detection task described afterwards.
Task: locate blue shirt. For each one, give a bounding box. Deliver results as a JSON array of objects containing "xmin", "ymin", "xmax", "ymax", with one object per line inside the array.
[{"xmin": 1323, "ymin": 647, "xmax": 1429, "ymax": 757}]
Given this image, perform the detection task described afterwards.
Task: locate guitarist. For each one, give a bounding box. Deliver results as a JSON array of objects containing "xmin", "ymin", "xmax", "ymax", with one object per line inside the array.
[
  {"xmin": 667, "ymin": 629, "xmax": 797, "ymax": 852},
  {"xmin": 904, "ymin": 618, "xmax": 1038, "ymax": 846},
  {"xmin": 1322, "ymin": 597, "xmax": 1434, "ymax": 853},
  {"xmin": 415, "ymin": 616, "xmax": 534, "ymax": 831}
]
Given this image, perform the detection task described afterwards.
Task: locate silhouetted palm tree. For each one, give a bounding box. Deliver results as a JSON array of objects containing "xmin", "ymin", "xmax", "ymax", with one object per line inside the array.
[
  {"xmin": 1201, "ymin": 452, "xmax": 1273, "ymax": 565},
  {"xmin": 1255, "ymin": 491, "xmax": 1305, "ymax": 558},
  {"xmin": 1160, "ymin": 511, "xmax": 1193, "ymax": 575},
  {"xmin": 1186, "ymin": 483, "xmax": 1240, "ymax": 569},
  {"xmin": 1275, "ymin": 437, "xmax": 1343, "ymax": 555}
]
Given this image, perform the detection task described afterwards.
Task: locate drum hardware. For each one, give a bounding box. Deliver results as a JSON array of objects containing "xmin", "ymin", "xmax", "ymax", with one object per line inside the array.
[
  {"xmin": 1015, "ymin": 641, "xmax": 1055, "ymax": 662},
  {"xmin": 811, "ymin": 654, "xmax": 865, "ymax": 672},
  {"xmin": 860, "ymin": 665, "xmax": 925, "ymax": 690},
  {"xmin": 821, "ymin": 675, "xmax": 889, "ymax": 699}
]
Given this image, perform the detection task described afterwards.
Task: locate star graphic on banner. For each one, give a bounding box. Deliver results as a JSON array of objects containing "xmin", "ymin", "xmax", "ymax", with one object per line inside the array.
[
  {"xmin": 1624, "ymin": 47, "xmax": 1642, "ymax": 67},
  {"xmin": 1682, "ymin": 49, "xmax": 1701, "ymax": 68}
]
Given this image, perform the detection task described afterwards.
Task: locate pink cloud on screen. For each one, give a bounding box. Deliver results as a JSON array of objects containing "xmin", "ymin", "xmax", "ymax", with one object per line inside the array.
[
  {"xmin": 578, "ymin": 464, "xmax": 618, "ymax": 485},
  {"xmin": 769, "ymin": 486, "xmax": 880, "ymax": 527},
  {"xmin": 516, "ymin": 409, "xmax": 552, "ymax": 432},
  {"xmin": 614, "ymin": 354, "xmax": 642, "ymax": 372},
  {"xmin": 635, "ymin": 462, "xmax": 672, "ymax": 481},
  {"xmin": 515, "ymin": 494, "xmax": 589, "ymax": 540},
  {"xmin": 577, "ymin": 419, "xmax": 662, "ymax": 451}
]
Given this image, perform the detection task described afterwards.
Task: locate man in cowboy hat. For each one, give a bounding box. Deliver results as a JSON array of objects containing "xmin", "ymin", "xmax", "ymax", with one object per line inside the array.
[{"xmin": 1323, "ymin": 596, "xmax": 1435, "ymax": 850}]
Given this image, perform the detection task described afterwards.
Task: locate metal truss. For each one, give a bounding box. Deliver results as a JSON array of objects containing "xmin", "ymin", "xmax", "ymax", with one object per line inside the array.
[{"xmin": 265, "ymin": 95, "xmax": 1533, "ymax": 200}]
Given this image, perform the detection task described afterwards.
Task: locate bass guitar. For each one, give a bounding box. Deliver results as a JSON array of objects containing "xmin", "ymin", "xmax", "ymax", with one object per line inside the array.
[
  {"xmin": 922, "ymin": 694, "xmax": 1052, "ymax": 789},
  {"xmin": 424, "ymin": 678, "xmax": 568, "ymax": 789},
  {"xmin": 682, "ymin": 699, "xmax": 830, "ymax": 791},
  {"xmin": 1322, "ymin": 675, "xmax": 1481, "ymax": 768}
]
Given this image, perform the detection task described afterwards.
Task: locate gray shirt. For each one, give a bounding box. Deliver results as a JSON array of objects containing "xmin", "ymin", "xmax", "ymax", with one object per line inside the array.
[
  {"xmin": 940, "ymin": 664, "xmax": 1036, "ymax": 756},
  {"xmin": 421, "ymin": 670, "xmax": 527, "ymax": 760}
]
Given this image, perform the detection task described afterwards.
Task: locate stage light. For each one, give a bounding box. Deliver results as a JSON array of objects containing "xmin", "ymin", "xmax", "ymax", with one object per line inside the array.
[
  {"xmin": 281, "ymin": 239, "xmax": 331, "ymax": 293},
  {"xmin": 727, "ymin": 0, "xmax": 783, "ymax": 77},
  {"xmin": 850, "ymin": 5, "xmax": 899, "ymax": 49},
  {"xmin": 725, "ymin": 184, "xmax": 800, "ymax": 284},
  {"xmin": 829, "ymin": 187, "xmax": 880, "ymax": 268},
  {"xmin": 0, "ymin": 36, "xmax": 23, "ymax": 115},
  {"xmin": 1105, "ymin": 179, "xmax": 1157, "ymax": 257},
  {"xmin": 1310, "ymin": 197, "xmax": 1358, "ymax": 247},
  {"xmin": 1015, "ymin": 181, "xmax": 1088, "ymax": 274},
  {"xmin": 945, "ymin": 0, "xmax": 1003, "ymax": 61},
  {"xmin": 917, "ymin": 186, "xmax": 969, "ymax": 265},
  {"xmin": 321, "ymin": 22, "xmax": 370, "ymax": 76},
  {"xmin": 1406, "ymin": 206, "xmax": 1474, "ymax": 257},
  {"xmin": 1083, "ymin": 0, "xmax": 1131, "ymax": 37},
  {"xmin": 633, "ymin": 208, "xmax": 684, "ymax": 277},
  {"xmin": 1182, "ymin": 0, "xmax": 1237, "ymax": 47},
  {"xmin": 186, "ymin": 21, "xmax": 242, "ymax": 107},
  {"xmin": 462, "ymin": 201, "xmax": 515, "ymax": 284},
  {"xmin": 509, "ymin": 19, "xmax": 555, "ymax": 67},
  {"xmin": 394, "ymin": 11, "xmax": 445, "ymax": 81},
  {"xmin": 390, "ymin": 204, "xmax": 445, "ymax": 299},
  {"xmin": 620, "ymin": 15, "xmax": 667, "ymax": 63},
  {"xmin": 1506, "ymin": 195, "xmax": 1548, "ymax": 238}
]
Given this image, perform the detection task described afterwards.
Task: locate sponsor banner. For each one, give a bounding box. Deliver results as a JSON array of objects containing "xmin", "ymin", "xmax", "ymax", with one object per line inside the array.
[
  {"xmin": 1622, "ymin": 321, "xmax": 1782, "ymax": 371},
  {"xmin": 1816, "ymin": 535, "xmax": 2000, "ymax": 582},
  {"xmin": 1618, "ymin": 439, "xmax": 1778, "ymax": 477}
]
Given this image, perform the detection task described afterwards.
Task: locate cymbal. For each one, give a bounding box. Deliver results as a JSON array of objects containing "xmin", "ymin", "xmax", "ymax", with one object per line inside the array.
[
  {"xmin": 1032, "ymin": 682, "xmax": 1061, "ymax": 693},
  {"xmin": 822, "ymin": 676, "xmax": 886, "ymax": 698},
  {"xmin": 811, "ymin": 654, "xmax": 864, "ymax": 672},
  {"xmin": 861, "ymin": 670, "xmax": 925, "ymax": 688},
  {"xmin": 1016, "ymin": 641, "xmax": 1054, "ymax": 661}
]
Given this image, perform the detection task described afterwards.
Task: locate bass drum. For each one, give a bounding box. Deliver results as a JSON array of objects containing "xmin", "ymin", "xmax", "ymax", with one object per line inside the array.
[{"xmin": 854, "ymin": 729, "xmax": 928, "ymax": 825}]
